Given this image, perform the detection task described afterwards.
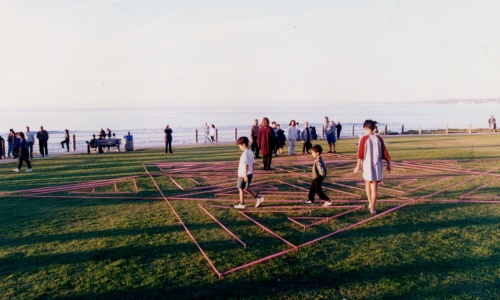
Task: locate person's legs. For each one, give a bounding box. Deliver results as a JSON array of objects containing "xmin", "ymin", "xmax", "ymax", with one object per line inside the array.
[
  {"xmin": 302, "ymin": 142, "xmax": 306, "ymax": 154},
  {"xmin": 28, "ymin": 142, "xmax": 33, "ymax": 157},
  {"xmin": 267, "ymin": 154, "xmax": 272, "ymax": 169},
  {"xmin": 165, "ymin": 142, "xmax": 168, "ymax": 153},
  {"xmin": 17, "ymin": 157, "xmax": 23, "ymax": 169},
  {"xmin": 365, "ymin": 180, "xmax": 372, "ymax": 211},
  {"xmin": 238, "ymin": 188, "xmax": 245, "ymax": 204},
  {"xmin": 168, "ymin": 140, "xmax": 173, "ymax": 153},
  {"xmin": 8, "ymin": 143, "xmax": 12, "ymax": 157},
  {"xmin": 66, "ymin": 141, "xmax": 69, "ymax": 151},
  {"xmin": 307, "ymin": 179, "xmax": 317, "ymax": 202},
  {"xmin": 39, "ymin": 143, "xmax": 44, "ymax": 157},
  {"xmin": 369, "ymin": 181, "xmax": 379, "ymax": 214},
  {"xmin": 315, "ymin": 178, "xmax": 329, "ymax": 200}
]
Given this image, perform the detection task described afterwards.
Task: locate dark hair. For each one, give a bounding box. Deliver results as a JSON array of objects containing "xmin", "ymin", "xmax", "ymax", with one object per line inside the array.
[
  {"xmin": 237, "ymin": 136, "xmax": 249, "ymax": 146},
  {"xmin": 19, "ymin": 132, "xmax": 25, "ymax": 139},
  {"xmin": 289, "ymin": 119, "xmax": 296, "ymax": 126},
  {"xmin": 363, "ymin": 119, "xmax": 377, "ymax": 130},
  {"xmin": 312, "ymin": 144, "xmax": 322, "ymax": 154},
  {"xmin": 262, "ymin": 117, "xmax": 269, "ymax": 126}
]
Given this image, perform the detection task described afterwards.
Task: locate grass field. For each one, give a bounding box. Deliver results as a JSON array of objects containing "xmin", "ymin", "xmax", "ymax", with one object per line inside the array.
[{"xmin": 1, "ymin": 135, "xmax": 499, "ymax": 299}]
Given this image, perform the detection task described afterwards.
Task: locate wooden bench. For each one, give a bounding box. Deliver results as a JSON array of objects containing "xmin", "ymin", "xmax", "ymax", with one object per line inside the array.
[{"xmin": 86, "ymin": 139, "xmax": 121, "ymax": 153}]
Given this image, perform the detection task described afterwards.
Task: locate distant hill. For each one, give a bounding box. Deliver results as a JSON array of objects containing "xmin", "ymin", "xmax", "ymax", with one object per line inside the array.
[{"xmin": 420, "ymin": 98, "xmax": 500, "ymax": 104}]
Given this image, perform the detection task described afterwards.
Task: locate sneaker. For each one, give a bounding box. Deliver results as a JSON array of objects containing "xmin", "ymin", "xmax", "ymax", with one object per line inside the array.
[
  {"xmin": 322, "ymin": 201, "xmax": 333, "ymax": 207},
  {"xmin": 302, "ymin": 200, "xmax": 313, "ymax": 205},
  {"xmin": 371, "ymin": 211, "xmax": 377, "ymax": 215},
  {"xmin": 25, "ymin": 169, "xmax": 32, "ymax": 173},
  {"xmin": 234, "ymin": 203, "xmax": 246, "ymax": 209},
  {"xmin": 255, "ymin": 196, "xmax": 264, "ymax": 208},
  {"xmin": 12, "ymin": 168, "xmax": 20, "ymax": 173}
]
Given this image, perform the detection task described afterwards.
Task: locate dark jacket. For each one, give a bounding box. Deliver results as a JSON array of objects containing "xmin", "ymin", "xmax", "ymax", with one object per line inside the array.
[
  {"xmin": 257, "ymin": 125, "xmax": 275, "ymax": 155},
  {"xmin": 37, "ymin": 130, "xmax": 49, "ymax": 141}
]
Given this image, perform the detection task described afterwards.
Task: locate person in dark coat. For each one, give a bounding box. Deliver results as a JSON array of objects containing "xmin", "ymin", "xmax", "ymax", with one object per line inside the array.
[
  {"xmin": 337, "ymin": 122, "xmax": 342, "ymax": 140},
  {"xmin": 164, "ymin": 125, "xmax": 173, "ymax": 153},
  {"xmin": 36, "ymin": 126, "xmax": 49, "ymax": 157},
  {"xmin": 13, "ymin": 132, "xmax": 32, "ymax": 173},
  {"xmin": 257, "ymin": 117, "xmax": 275, "ymax": 170}
]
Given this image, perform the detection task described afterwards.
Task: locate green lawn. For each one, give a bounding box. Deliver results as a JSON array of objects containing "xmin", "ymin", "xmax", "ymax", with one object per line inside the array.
[{"xmin": 1, "ymin": 135, "xmax": 499, "ymax": 299}]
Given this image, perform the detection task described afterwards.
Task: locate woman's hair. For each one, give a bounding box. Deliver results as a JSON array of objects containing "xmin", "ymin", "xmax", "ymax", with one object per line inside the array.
[
  {"xmin": 211, "ymin": 124, "xmax": 215, "ymax": 128},
  {"xmin": 262, "ymin": 117, "xmax": 270, "ymax": 126},
  {"xmin": 18, "ymin": 132, "xmax": 25, "ymax": 139},
  {"xmin": 363, "ymin": 119, "xmax": 377, "ymax": 131},
  {"xmin": 289, "ymin": 119, "xmax": 296, "ymax": 126}
]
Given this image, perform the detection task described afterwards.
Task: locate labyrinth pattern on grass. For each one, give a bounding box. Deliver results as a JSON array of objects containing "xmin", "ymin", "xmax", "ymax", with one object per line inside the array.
[{"xmin": 12, "ymin": 153, "xmax": 500, "ymax": 279}]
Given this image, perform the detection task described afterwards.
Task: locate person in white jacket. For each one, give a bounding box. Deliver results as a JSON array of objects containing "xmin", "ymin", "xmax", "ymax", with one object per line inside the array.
[{"xmin": 287, "ymin": 120, "xmax": 298, "ymax": 155}]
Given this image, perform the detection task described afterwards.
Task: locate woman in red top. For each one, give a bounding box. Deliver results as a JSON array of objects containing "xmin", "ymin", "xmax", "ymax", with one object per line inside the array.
[{"xmin": 257, "ymin": 117, "xmax": 275, "ymax": 170}]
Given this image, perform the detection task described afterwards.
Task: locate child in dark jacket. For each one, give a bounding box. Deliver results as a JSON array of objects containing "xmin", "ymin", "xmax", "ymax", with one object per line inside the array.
[{"xmin": 303, "ymin": 145, "xmax": 331, "ymax": 206}]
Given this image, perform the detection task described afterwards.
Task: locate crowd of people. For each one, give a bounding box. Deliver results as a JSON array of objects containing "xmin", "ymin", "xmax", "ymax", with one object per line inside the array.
[
  {"xmin": 0, "ymin": 125, "xmax": 52, "ymax": 173},
  {"xmin": 248, "ymin": 116, "xmax": 342, "ymax": 171},
  {"xmin": 235, "ymin": 117, "xmax": 390, "ymax": 215}
]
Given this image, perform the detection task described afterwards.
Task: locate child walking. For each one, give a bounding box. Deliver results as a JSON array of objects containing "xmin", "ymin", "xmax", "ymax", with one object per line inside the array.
[
  {"xmin": 13, "ymin": 132, "xmax": 32, "ymax": 173},
  {"xmin": 234, "ymin": 136, "xmax": 265, "ymax": 209},
  {"xmin": 303, "ymin": 145, "xmax": 332, "ymax": 206},
  {"xmin": 354, "ymin": 120, "xmax": 391, "ymax": 215}
]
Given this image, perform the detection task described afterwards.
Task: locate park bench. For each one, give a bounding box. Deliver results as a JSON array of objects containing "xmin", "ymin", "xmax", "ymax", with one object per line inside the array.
[{"xmin": 86, "ymin": 139, "xmax": 121, "ymax": 154}]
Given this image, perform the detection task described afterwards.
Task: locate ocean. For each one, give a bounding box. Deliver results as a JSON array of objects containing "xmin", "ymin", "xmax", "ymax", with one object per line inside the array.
[{"xmin": 0, "ymin": 102, "xmax": 497, "ymax": 155}]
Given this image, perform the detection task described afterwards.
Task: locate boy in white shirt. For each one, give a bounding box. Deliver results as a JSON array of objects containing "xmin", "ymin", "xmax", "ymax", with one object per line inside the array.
[{"xmin": 234, "ymin": 136, "xmax": 265, "ymax": 209}]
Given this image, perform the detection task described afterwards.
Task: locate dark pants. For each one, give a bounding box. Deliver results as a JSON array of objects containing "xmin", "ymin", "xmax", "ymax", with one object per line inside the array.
[
  {"xmin": 18, "ymin": 154, "xmax": 31, "ymax": 169},
  {"xmin": 302, "ymin": 142, "xmax": 311, "ymax": 154},
  {"xmin": 165, "ymin": 140, "xmax": 172, "ymax": 153},
  {"xmin": 337, "ymin": 129, "xmax": 341, "ymax": 140},
  {"xmin": 39, "ymin": 140, "xmax": 48, "ymax": 156},
  {"xmin": 262, "ymin": 154, "xmax": 272, "ymax": 170},
  {"xmin": 61, "ymin": 140, "xmax": 69, "ymax": 151},
  {"xmin": 28, "ymin": 141, "xmax": 34, "ymax": 157},
  {"xmin": 308, "ymin": 177, "xmax": 329, "ymax": 202},
  {"xmin": 251, "ymin": 136, "xmax": 259, "ymax": 157}
]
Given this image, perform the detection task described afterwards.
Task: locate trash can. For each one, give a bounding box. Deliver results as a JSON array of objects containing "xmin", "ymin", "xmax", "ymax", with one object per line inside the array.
[{"xmin": 124, "ymin": 132, "xmax": 133, "ymax": 151}]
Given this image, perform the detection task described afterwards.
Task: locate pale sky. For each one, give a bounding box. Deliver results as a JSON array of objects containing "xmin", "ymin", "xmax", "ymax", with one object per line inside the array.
[{"xmin": 1, "ymin": 0, "xmax": 499, "ymax": 110}]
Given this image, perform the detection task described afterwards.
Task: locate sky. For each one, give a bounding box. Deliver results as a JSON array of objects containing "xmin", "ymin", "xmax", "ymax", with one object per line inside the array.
[{"xmin": 0, "ymin": 0, "xmax": 499, "ymax": 110}]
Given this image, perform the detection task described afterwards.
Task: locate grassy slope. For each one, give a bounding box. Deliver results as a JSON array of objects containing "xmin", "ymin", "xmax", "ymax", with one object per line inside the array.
[{"xmin": 0, "ymin": 135, "xmax": 499, "ymax": 299}]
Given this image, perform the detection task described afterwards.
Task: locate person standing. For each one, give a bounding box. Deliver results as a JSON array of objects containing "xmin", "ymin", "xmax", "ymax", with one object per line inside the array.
[
  {"xmin": 209, "ymin": 124, "xmax": 216, "ymax": 143},
  {"xmin": 257, "ymin": 117, "xmax": 275, "ymax": 170},
  {"xmin": 276, "ymin": 124, "xmax": 286, "ymax": 155},
  {"xmin": 26, "ymin": 126, "xmax": 36, "ymax": 158},
  {"xmin": 488, "ymin": 115, "xmax": 495, "ymax": 129},
  {"xmin": 7, "ymin": 129, "xmax": 15, "ymax": 158},
  {"xmin": 37, "ymin": 126, "xmax": 49, "ymax": 157},
  {"xmin": 13, "ymin": 132, "xmax": 32, "ymax": 173},
  {"xmin": 325, "ymin": 120, "xmax": 336, "ymax": 153},
  {"xmin": 354, "ymin": 120, "xmax": 391, "ymax": 215},
  {"xmin": 13, "ymin": 131, "xmax": 21, "ymax": 158},
  {"xmin": 336, "ymin": 122, "xmax": 342, "ymax": 140},
  {"xmin": 0, "ymin": 135, "xmax": 4, "ymax": 159},
  {"xmin": 61, "ymin": 129, "xmax": 70, "ymax": 152},
  {"xmin": 287, "ymin": 120, "xmax": 298, "ymax": 155},
  {"xmin": 204, "ymin": 123, "xmax": 211, "ymax": 143},
  {"xmin": 250, "ymin": 119, "xmax": 260, "ymax": 158},
  {"xmin": 164, "ymin": 125, "xmax": 173, "ymax": 153},
  {"xmin": 300, "ymin": 122, "xmax": 312, "ymax": 155}
]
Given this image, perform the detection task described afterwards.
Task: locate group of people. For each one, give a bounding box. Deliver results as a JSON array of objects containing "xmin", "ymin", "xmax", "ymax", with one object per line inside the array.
[
  {"xmin": 88, "ymin": 128, "xmax": 121, "ymax": 153},
  {"xmin": 0, "ymin": 125, "xmax": 50, "ymax": 173},
  {"xmin": 204, "ymin": 123, "xmax": 217, "ymax": 143},
  {"xmin": 488, "ymin": 115, "xmax": 496, "ymax": 131},
  {"xmin": 249, "ymin": 117, "xmax": 343, "ymax": 171},
  {"xmin": 236, "ymin": 118, "xmax": 390, "ymax": 216}
]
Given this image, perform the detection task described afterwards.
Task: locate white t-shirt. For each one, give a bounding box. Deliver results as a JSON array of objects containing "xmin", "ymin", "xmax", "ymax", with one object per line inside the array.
[{"xmin": 238, "ymin": 149, "xmax": 254, "ymax": 177}]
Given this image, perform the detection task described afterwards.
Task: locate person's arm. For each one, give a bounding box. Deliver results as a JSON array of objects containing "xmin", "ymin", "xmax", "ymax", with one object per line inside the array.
[
  {"xmin": 244, "ymin": 164, "xmax": 249, "ymax": 182},
  {"xmin": 354, "ymin": 158, "xmax": 362, "ymax": 173}
]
